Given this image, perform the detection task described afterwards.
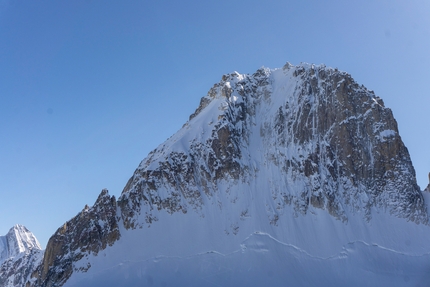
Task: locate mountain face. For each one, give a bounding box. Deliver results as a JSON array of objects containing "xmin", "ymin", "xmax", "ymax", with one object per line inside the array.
[
  {"xmin": 0, "ymin": 225, "xmax": 43, "ymax": 287},
  {"xmin": 118, "ymin": 63, "xmax": 426, "ymax": 225},
  {"xmin": 7, "ymin": 63, "xmax": 430, "ymax": 286}
]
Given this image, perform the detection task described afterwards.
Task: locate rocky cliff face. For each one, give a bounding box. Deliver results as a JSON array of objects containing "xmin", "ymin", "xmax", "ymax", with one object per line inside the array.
[{"xmin": 8, "ymin": 62, "xmax": 428, "ymax": 287}]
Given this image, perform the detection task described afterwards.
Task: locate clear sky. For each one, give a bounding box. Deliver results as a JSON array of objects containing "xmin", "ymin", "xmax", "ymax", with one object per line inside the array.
[{"xmin": 1, "ymin": 0, "xmax": 429, "ymax": 247}]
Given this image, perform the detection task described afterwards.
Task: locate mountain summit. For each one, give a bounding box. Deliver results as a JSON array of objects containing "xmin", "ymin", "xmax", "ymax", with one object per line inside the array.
[
  {"xmin": 0, "ymin": 224, "xmax": 41, "ymax": 263},
  {"xmin": 5, "ymin": 62, "xmax": 430, "ymax": 287}
]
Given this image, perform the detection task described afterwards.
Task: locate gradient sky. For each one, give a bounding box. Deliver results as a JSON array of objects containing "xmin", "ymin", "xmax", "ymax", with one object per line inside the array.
[{"xmin": 1, "ymin": 0, "xmax": 429, "ymax": 247}]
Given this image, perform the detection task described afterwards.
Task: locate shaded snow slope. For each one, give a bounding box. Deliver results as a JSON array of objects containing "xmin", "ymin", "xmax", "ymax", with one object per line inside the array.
[{"xmin": 32, "ymin": 63, "xmax": 430, "ymax": 287}]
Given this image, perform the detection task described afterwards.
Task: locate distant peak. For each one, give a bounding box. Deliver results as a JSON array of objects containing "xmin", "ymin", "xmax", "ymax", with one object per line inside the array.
[
  {"xmin": 11, "ymin": 224, "xmax": 28, "ymax": 232},
  {"xmin": 2, "ymin": 224, "xmax": 42, "ymax": 259}
]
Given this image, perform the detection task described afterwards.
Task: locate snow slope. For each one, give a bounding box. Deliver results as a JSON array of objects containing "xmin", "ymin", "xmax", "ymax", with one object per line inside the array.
[{"xmin": 64, "ymin": 210, "xmax": 430, "ymax": 287}]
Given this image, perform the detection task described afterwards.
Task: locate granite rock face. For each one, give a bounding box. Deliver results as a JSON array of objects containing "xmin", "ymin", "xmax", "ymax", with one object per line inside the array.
[{"xmin": 260, "ymin": 64, "xmax": 424, "ymax": 222}]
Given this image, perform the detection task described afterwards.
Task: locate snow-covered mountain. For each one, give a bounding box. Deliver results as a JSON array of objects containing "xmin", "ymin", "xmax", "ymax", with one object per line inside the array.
[
  {"xmin": 118, "ymin": 62, "xmax": 426, "ymax": 225},
  {"xmin": 0, "ymin": 225, "xmax": 43, "ymax": 287},
  {"xmin": 0, "ymin": 225, "xmax": 41, "ymax": 263},
  {"xmin": 6, "ymin": 62, "xmax": 430, "ymax": 286}
]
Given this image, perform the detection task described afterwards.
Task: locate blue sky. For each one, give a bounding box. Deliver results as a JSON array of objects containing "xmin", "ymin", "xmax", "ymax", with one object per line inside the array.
[{"xmin": 1, "ymin": 0, "xmax": 429, "ymax": 247}]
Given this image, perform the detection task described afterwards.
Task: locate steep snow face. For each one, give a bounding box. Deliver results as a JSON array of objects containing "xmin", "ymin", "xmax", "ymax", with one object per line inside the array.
[
  {"xmin": 0, "ymin": 224, "xmax": 41, "ymax": 263},
  {"xmin": 35, "ymin": 63, "xmax": 430, "ymax": 287}
]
